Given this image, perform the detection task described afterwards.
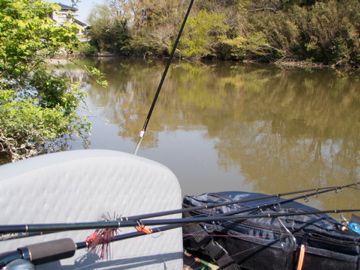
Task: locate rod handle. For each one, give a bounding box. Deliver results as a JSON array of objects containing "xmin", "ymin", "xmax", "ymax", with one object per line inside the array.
[{"xmin": 18, "ymin": 238, "xmax": 76, "ymax": 265}]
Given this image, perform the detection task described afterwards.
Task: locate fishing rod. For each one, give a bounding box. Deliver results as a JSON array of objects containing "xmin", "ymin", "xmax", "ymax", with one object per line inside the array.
[
  {"xmin": 1, "ymin": 208, "xmax": 360, "ymax": 269},
  {"xmin": 2, "ymin": 198, "xmax": 360, "ymax": 267},
  {"xmin": 1, "ymin": 185, "xmax": 360, "ymax": 234},
  {"xmin": 126, "ymin": 181, "xmax": 359, "ymax": 220},
  {"xmin": 3, "ymin": 209, "xmax": 360, "ymax": 233},
  {"xmin": 0, "ymin": 188, "xmax": 328, "ymax": 241},
  {"xmin": 1, "ymin": 181, "xmax": 359, "ymax": 237},
  {"xmin": 134, "ymin": 0, "xmax": 195, "ymax": 155},
  {"xmin": 0, "ymin": 182, "xmax": 360, "ymax": 237},
  {"xmin": 1, "ymin": 181, "xmax": 358, "ymax": 249},
  {"xmin": 217, "ymin": 183, "xmax": 356, "ymax": 217},
  {"xmin": 0, "ymin": 223, "xmax": 179, "ymax": 269}
]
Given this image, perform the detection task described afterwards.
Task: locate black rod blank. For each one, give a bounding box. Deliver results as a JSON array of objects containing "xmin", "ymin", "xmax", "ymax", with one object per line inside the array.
[
  {"xmin": 134, "ymin": 0, "xmax": 195, "ymax": 155},
  {"xmin": 0, "ymin": 181, "xmax": 359, "ymax": 235},
  {"xmin": 2, "ymin": 207, "xmax": 359, "ymax": 268},
  {"xmin": 125, "ymin": 181, "xmax": 360, "ymax": 220},
  {"xmin": 2, "ymin": 209, "xmax": 360, "ymax": 234}
]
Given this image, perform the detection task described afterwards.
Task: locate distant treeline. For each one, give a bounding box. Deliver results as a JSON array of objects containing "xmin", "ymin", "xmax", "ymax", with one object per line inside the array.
[{"xmin": 85, "ymin": 0, "xmax": 360, "ymax": 67}]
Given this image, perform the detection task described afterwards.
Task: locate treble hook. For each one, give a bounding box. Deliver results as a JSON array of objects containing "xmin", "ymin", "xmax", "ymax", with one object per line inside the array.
[{"xmin": 277, "ymin": 217, "xmax": 297, "ymax": 252}]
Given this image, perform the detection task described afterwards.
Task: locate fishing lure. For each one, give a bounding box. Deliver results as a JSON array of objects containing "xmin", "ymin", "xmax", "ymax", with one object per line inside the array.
[{"xmin": 86, "ymin": 213, "xmax": 121, "ymax": 260}]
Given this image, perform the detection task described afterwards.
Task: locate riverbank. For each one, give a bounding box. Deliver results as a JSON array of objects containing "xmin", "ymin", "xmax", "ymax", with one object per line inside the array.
[
  {"xmin": 273, "ymin": 59, "xmax": 359, "ymax": 69},
  {"xmin": 76, "ymin": 53, "xmax": 360, "ymax": 70}
]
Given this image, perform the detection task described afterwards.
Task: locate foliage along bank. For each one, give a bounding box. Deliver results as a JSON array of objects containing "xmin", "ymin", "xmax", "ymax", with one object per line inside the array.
[
  {"xmin": 0, "ymin": 0, "xmax": 106, "ymax": 164},
  {"xmin": 86, "ymin": 0, "xmax": 360, "ymax": 67}
]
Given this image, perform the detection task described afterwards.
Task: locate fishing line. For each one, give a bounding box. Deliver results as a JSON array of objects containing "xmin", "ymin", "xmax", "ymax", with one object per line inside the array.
[{"xmin": 134, "ymin": 0, "xmax": 195, "ymax": 155}]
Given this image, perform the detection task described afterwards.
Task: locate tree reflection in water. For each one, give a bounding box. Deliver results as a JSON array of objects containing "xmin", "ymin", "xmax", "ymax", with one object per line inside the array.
[{"xmin": 68, "ymin": 58, "xmax": 360, "ymax": 215}]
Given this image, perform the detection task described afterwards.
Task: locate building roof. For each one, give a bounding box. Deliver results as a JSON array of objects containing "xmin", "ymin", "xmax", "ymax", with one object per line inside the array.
[
  {"xmin": 57, "ymin": 3, "xmax": 78, "ymax": 12},
  {"xmin": 74, "ymin": 19, "xmax": 87, "ymax": 27},
  {"xmin": 51, "ymin": 3, "xmax": 87, "ymax": 27}
]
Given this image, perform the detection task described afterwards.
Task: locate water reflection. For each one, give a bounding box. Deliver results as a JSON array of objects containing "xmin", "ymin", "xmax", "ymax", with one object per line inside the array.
[{"xmin": 69, "ymin": 58, "xmax": 360, "ymax": 213}]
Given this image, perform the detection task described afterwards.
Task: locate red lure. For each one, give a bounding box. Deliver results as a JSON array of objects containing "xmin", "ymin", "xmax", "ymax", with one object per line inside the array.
[{"xmin": 86, "ymin": 214, "xmax": 121, "ymax": 260}]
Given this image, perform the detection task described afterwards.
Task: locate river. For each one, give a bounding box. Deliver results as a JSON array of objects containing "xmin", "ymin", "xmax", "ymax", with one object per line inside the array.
[{"xmin": 45, "ymin": 58, "xmax": 360, "ymax": 217}]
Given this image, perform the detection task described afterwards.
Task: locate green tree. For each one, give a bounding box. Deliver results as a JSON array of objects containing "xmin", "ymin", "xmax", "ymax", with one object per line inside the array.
[
  {"xmin": 127, "ymin": 0, "xmax": 186, "ymax": 56},
  {"xmin": 233, "ymin": 0, "xmax": 360, "ymax": 64},
  {"xmin": 0, "ymin": 0, "xmax": 92, "ymax": 163},
  {"xmin": 84, "ymin": 0, "xmax": 359, "ymax": 65},
  {"xmin": 179, "ymin": 10, "xmax": 229, "ymax": 58},
  {"xmin": 290, "ymin": 1, "xmax": 360, "ymax": 65},
  {"xmin": 87, "ymin": 0, "xmax": 131, "ymax": 54}
]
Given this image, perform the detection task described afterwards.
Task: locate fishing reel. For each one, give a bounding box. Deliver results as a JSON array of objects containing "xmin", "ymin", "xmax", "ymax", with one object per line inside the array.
[
  {"xmin": 1, "ymin": 259, "xmax": 34, "ymax": 270},
  {"xmin": 0, "ymin": 238, "xmax": 75, "ymax": 270}
]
